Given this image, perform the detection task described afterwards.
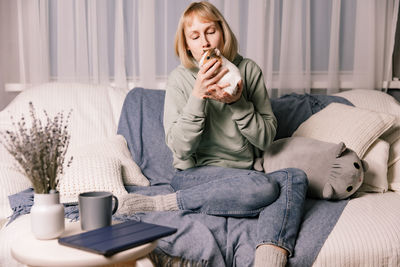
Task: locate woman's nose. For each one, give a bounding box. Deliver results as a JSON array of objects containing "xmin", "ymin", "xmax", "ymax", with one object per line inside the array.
[{"xmin": 201, "ymin": 34, "xmax": 210, "ymax": 48}]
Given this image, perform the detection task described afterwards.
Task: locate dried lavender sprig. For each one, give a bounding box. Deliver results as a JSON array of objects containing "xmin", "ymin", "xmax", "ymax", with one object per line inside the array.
[{"xmin": 0, "ymin": 102, "xmax": 73, "ymax": 194}]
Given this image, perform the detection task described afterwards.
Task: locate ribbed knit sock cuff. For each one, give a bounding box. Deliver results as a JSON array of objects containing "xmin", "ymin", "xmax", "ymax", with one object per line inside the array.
[
  {"xmin": 155, "ymin": 193, "xmax": 179, "ymax": 211},
  {"xmin": 117, "ymin": 193, "xmax": 178, "ymax": 215},
  {"xmin": 254, "ymin": 245, "xmax": 287, "ymax": 267}
]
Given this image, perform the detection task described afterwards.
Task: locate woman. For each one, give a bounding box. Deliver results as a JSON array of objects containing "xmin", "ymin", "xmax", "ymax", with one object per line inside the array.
[{"xmin": 118, "ymin": 2, "xmax": 308, "ymax": 266}]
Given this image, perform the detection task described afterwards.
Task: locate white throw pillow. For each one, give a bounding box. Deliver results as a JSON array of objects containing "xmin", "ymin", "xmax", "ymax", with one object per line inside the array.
[
  {"xmin": 357, "ymin": 139, "xmax": 390, "ymax": 193},
  {"xmin": 0, "ymin": 82, "xmax": 128, "ymax": 150},
  {"xmin": 388, "ymin": 138, "xmax": 400, "ymax": 191},
  {"xmin": 388, "ymin": 161, "xmax": 400, "ymax": 191},
  {"xmin": 58, "ymin": 155, "xmax": 128, "ymax": 204},
  {"xmin": 67, "ymin": 135, "xmax": 149, "ymax": 186},
  {"xmin": 334, "ymin": 89, "xmax": 400, "ymax": 144},
  {"xmin": 293, "ymin": 103, "xmax": 395, "ymax": 158},
  {"xmin": 388, "ymin": 138, "xmax": 400, "ymax": 167}
]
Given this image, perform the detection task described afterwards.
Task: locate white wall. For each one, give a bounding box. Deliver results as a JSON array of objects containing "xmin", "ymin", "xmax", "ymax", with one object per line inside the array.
[{"xmin": 0, "ymin": 0, "xmax": 19, "ymax": 111}]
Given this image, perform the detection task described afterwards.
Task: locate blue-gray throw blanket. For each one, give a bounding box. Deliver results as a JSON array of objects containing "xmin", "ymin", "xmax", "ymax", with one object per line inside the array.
[{"xmin": 8, "ymin": 88, "xmax": 353, "ymax": 267}]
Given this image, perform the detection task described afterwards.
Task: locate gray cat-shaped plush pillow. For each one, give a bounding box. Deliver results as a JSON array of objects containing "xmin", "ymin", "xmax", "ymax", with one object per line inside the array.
[{"xmin": 254, "ymin": 136, "xmax": 368, "ymax": 200}]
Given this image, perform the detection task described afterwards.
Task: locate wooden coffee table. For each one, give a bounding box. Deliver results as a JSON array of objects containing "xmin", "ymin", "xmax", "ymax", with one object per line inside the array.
[{"xmin": 11, "ymin": 217, "xmax": 157, "ymax": 267}]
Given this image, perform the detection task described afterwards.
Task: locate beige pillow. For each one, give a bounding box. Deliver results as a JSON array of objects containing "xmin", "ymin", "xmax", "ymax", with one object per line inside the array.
[
  {"xmin": 357, "ymin": 139, "xmax": 389, "ymax": 193},
  {"xmin": 293, "ymin": 103, "xmax": 395, "ymax": 158},
  {"xmin": 388, "ymin": 161, "xmax": 400, "ymax": 191},
  {"xmin": 388, "ymin": 138, "xmax": 400, "ymax": 191},
  {"xmin": 334, "ymin": 89, "xmax": 400, "ymax": 144},
  {"xmin": 58, "ymin": 155, "xmax": 128, "ymax": 204},
  {"xmin": 68, "ymin": 135, "xmax": 149, "ymax": 186},
  {"xmin": 388, "ymin": 138, "xmax": 400, "ymax": 167}
]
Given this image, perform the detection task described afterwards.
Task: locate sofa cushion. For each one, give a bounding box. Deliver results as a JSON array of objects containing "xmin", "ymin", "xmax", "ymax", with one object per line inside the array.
[
  {"xmin": 58, "ymin": 155, "xmax": 128, "ymax": 204},
  {"xmin": 293, "ymin": 103, "xmax": 395, "ymax": 158},
  {"xmin": 334, "ymin": 89, "xmax": 400, "ymax": 144},
  {"xmin": 358, "ymin": 139, "xmax": 390, "ymax": 193},
  {"xmin": 68, "ymin": 135, "xmax": 149, "ymax": 186}
]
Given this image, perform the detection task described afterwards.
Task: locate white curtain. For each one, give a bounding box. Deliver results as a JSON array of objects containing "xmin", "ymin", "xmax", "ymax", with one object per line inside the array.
[
  {"xmin": 6, "ymin": 0, "xmax": 400, "ymax": 95},
  {"xmin": 0, "ymin": 0, "xmax": 20, "ymax": 110}
]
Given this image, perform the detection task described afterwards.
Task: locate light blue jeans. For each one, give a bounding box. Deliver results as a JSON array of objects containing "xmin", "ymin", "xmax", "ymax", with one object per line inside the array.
[{"xmin": 170, "ymin": 166, "xmax": 308, "ymax": 256}]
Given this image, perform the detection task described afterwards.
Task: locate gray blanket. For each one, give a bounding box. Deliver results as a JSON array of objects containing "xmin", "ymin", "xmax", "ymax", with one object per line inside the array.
[
  {"xmin": 8, "ymin": 187, "xmax": 347, "ymax": 266},
  {"xmin": 116, "ymin": 88, "xmax": 352, "ymax": 266},
  {"xmin": 8, "ymin": 89, "xmax": 353, "ymax": 266}
]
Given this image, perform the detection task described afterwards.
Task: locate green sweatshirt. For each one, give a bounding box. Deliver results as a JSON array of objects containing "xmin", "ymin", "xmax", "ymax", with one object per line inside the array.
[{"xmin": 164, "ymin": 54, "xmax": 277, "ymax": 170}]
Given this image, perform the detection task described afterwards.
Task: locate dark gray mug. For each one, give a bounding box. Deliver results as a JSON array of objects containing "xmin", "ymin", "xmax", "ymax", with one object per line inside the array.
[{"xmin": 78, "ymin": 191, "xmax": 119, "ymax": 231}]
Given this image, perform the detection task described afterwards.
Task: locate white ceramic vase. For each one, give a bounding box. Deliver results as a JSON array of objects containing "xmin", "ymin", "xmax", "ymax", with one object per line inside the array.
[{"xmin": 31, "ymin": 192, "xmax": 65, "ymax": 240}]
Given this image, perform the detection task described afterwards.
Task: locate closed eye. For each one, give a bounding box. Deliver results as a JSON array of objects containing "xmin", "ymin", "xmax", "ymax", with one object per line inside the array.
[{"xmin": 207, "ymin": 26, "xmax": 216, "ymax": 35}]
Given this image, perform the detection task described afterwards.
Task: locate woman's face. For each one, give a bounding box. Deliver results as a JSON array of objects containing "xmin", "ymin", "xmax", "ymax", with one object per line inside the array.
[{"xmin": 184, "ymin": 15, "xmax": 224, "ymax": 63}]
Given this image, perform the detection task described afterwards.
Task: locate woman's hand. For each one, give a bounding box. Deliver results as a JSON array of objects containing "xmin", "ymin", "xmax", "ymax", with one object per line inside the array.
[
  {"xmin": 192, "ymin": 58, "xmax": 229, "ymax": 99},
  {"xmin": 204, "ymin": 79, "xmax": 243, "ymax": 104}
]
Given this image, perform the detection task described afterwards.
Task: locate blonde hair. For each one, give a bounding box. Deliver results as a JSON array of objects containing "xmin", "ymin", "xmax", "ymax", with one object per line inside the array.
[{"xmin": 174, "ymin": 1, "xmax": 238, "ymax": 69}]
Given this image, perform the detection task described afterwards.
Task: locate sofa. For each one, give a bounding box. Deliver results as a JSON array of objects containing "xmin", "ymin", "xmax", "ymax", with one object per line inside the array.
[{"xmin": 1, "ymin": 83, "xmax": 400, "ymax": 266}]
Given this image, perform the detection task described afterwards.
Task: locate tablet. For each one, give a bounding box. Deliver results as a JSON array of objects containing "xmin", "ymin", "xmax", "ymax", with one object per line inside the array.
[{"xmin": 58, "ymin": 220, "xmax": 177, "ymax": 256}]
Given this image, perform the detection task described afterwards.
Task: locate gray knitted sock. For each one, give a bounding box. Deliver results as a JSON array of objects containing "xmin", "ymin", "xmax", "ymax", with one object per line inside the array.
[
  {"xmin": 116, "ymin": 193, "xmax": 178, "ymax": 215},
  {"xmin": 254, "ymin": 245, "xmax": 288, "ymax": 267}
]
